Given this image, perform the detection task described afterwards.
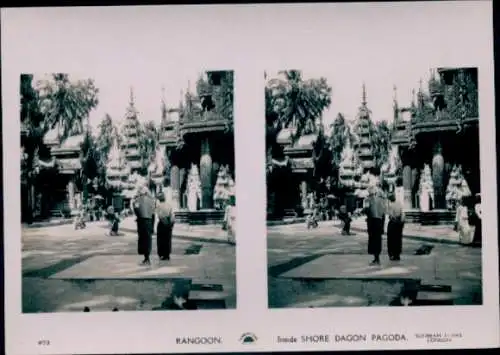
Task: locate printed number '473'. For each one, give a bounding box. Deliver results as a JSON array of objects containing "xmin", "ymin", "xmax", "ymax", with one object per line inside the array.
[{"xmin": 38, "ymin": 340, "xmax": 50, "ymax": 346}]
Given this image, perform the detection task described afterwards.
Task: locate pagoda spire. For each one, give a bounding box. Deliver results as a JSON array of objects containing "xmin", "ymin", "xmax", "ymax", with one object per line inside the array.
[
  {"xmin": 393, "ymin": 85, "xmax": 399, "ymax": 121},
  {"xmin": 129, "ymin": 87, "xmax": 135, "ymax": 107},
  {"xmin": 362, "ymin": 82, "xmax": 367, "ymax": 106},
  {"xmin": 161, "ymin": 86, "xmax": 167, "ymax": 122}
]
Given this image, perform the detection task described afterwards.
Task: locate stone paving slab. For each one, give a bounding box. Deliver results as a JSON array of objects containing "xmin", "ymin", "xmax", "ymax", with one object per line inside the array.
[
  {"xmin": 23, "ymin": 277, "xmax": 176, "ymax": 313},
  {"xmin": 280, "ymin": 254, "xmax": 437, "ymax": 280},
  {"xmin": 268, "ymin": 218, "xmax": 461, "ymax": 245},
  {"xmin": 50, "ymin": 254, "xmax": 202, "ymax": 280},
  {"xmin": 119, "ymin": 218, "xmax": 231, "ymax": 244}
]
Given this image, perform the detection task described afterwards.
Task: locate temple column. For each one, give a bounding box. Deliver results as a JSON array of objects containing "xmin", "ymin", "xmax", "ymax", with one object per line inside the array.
[
  {"xmin": 212, "ymin": 162, "xmax": 220, "ymax": 190},
  {"xmin": 67, "ymin": 180, "xmax": 75, "ymax": 211},
  {"xmin": 170, "ymin": 164, "xmax": 180, "ymax": 210},
  {"xmin": 402, "ymin": 165, "xmax": 412, "ymax": 209},
  {"xmin": 411, "ymin": 167, "xmax": 419, "ymax": 209},
  {"xmin": 300, "ymin": 180, "xmax": 308, "ymax": 210},
  {"xmin": 179, "ymin": 167, "xmax": 186, "ymax": 208},
  {"xmin": 432, "ymin": 141, "xmax": 445, "ymax": 209},
  {"xmin": 200, "ymin": 137, "xmax": 213, "ymax": 209}
]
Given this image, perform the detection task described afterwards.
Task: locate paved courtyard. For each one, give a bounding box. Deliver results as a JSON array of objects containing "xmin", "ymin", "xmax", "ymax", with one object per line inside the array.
[
  {"xmin": 267, "ymin": 220, "xmax": 482, "ymax": 308},
  {"xmin": 22, "ymin": 222, "xmax": 236, "ymax": 312}
]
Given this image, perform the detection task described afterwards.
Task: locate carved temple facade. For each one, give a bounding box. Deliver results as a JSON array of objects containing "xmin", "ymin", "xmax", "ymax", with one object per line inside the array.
[
  {"xmin": 390, "ymin": 67, "xmax": 479, "ymax": 222},
  {"xmin": 21, "ymin": 124, "xmax": 85, "ymax": 221},
  {"xmin": 159, "ymin": 70, "xmax": 235, "ymax": 213}
]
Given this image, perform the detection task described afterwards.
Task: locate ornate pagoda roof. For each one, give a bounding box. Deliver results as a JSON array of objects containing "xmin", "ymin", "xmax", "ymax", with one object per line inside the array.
[
  {"xmin": 43, "ymin": 125, "xmax": 61, "ymax": 146},
  {"xmin": 390, "ymin": 67, "xmax": 479, "ymax": 147},
  {"xmin": 357, "ymin": 83, "xmax": 372, "ymax": 120},
  {"xmin": 56, "ymin": 157, "xmax": 81, "ymax": 174},
  {"xmin": 51, "ymin": 134, "xmax": 85, "ymax": 156}
]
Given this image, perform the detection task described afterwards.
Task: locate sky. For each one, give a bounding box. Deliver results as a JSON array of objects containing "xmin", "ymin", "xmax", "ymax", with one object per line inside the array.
[
  {"xmin": 33, "ymin": 70, "xmax": 202, "ymax": 131},
  {"xmin": 266, "ymin": 68, "xmax": 434, "ymax": 127},
  {"xmin": 11, "ymin": 2, "xmax": 491, "ymax": 131}
]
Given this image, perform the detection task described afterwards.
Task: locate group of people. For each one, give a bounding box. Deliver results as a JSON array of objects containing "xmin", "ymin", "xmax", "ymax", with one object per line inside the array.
[
  {"xmin": 133, "ymin": 184, "xmax": 175, "ymax": 266},
  {"xmin": 364, "ymin": 185, "xmax": 406, "ymax": 265}
]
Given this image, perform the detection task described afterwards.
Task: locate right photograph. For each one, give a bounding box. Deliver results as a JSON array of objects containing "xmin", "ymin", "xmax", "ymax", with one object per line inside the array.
[{"xmin": 265, "ymin": 68, "xmax": 482, "ymax": 308}]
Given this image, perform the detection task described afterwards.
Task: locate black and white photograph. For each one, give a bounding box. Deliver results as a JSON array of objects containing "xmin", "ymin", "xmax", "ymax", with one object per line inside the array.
[
  {"xmin": 3, "ymin": 2, "xmax": 499, "ymax": 355},
  {"xmin": 20, "ymin": 70, "xmax": 236, "ymax": 312},
  {"xmin": 266, "ymin": 67, "xmax": 484, "ymax": 308}
]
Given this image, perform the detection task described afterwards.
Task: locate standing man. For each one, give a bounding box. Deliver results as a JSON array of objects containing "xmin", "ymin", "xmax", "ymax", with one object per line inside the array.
[
  {"xmin": 364, "ymin": 185, "xmax": 387, "ymax": 265},
  {"xmin": 133, "ymin": 184, "xmax": 156, "ymax": 265}
]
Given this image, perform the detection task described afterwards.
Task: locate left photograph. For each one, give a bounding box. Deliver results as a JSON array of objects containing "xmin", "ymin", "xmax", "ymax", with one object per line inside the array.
[{"xmin": 20, "ymin": 70, "xmax": 236, "ymax": 312}]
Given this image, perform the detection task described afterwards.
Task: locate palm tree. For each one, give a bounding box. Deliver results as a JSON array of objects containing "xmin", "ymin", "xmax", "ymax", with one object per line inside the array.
[
  {"xmin": 37, "ymin": 74, "xmax": 99, "ymax": 140},
  {"xmin": 36, "ymin": 74, "xmax": 99, "ymax": 205},
  {"xmin": 20, "ymin": 74, "xmax": 49, "ymax": 222},
  {"xmin": 138, "ymin": 120, "xmax": 159, "ymax": 171},
  {"xmin": 266, "ymin": 70, "xmax": 332, "ymax": 139},
  {"xmin": 371, "ymin": 120, "xmax": 392, "ymax": 171}
]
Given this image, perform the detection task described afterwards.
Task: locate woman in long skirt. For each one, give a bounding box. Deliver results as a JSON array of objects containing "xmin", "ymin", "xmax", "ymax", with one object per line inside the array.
[
  {"xmin": 386, "ymin": 194, "xmax": 405, "ymax": 261},
  {"xmin": 156, "ymin": 193, "xmax": 175, "ymax": 260}
]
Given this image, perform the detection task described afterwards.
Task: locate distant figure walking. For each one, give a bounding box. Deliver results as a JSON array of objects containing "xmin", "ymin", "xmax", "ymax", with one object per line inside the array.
[
  {"xmin": 106, "ymin": 206, "xmax": 120, "ymax": 236},
  {"xmin": 156, "ymin": 193, "xmax": 175, "ymax": 261},
  {"xmin": 386, "ymin": 193, "xmax": 405, "ymax": 261},
  {"xmin": 338, "ymin": 205, "xmax": 352, "ymax": 235},
  {"xmin": 74, "ymin": 209, "xmax": 86, "ymax": 230},
  {"xmin": 133, "ymin": 184, "xmax": 155, "ymax": 265},
  {"xmin": 364, "ymin": 185, "xmax": 387, "ymax": 265}
]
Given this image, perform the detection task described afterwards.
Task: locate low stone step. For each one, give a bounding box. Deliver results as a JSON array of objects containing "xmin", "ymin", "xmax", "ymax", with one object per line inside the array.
[
  {"xmin": 419, "ymin": 284, "xmax": 452, "ymax": 293},
  {"xmin": 188, "ymin": 290, "xmax": 228, "ymax": 301},
  {"xmin": 190, "ymin": 283, "xmax": 224, "ymax": 292},
  {"xmin": 193, "ymin": 299, "xmax": 226, "ymax": 309},
  {"xmin": 414, "ymin": 292, "xmax": 454, "ymax": 305}
]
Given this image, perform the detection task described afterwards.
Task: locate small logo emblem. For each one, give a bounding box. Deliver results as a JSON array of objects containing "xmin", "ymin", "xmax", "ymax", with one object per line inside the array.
[{"xmin": 240, "ymin": 333, "xmax": 258, "ymax": 344}]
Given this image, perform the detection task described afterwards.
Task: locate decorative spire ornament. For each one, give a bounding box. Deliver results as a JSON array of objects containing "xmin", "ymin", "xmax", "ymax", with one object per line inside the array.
[
  {"xmin": 362, "ymin": 82, "xmax": 367, "ymax": 106},
  {"xmin": 130, "ymin": 87, "xmax": 135, "ymax": 107},
  {"xmin": 161, "ymin": 86, "xmax": 167, "ymax": 122}
]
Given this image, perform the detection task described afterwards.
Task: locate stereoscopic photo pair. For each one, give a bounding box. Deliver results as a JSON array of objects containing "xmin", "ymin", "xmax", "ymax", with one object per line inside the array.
[{"xmin": 20, "ymin": 66, "xmax": 482, "ymax": 313}]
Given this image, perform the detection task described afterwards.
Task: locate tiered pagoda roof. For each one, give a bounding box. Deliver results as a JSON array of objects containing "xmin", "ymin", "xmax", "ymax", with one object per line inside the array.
[
  {"xmin": 120, "ymin": 88, "xmax": 142, "ymax": 171},
  {"xmin": 148, "ymin": 145, "xmax": 166, "ymax": 185},
  {"xmin": 339, "ymin": 132, "xmax": 363, "ymax": 188},
  {"xmin": 276, "ymin": 128, "xmax": 317, "ymax": 172},
  {"xmin": 159, "ymin": 71, "xmax": 234, "ymax": 145},
  {"xmin": 42, "ymin": 123, "xmax": 84, "ymax": 174},
  {"xmin": 106, "ymin": 137, "xmax": 130, "ymax": 189},
  {"xmin": 390, "ymin": 67, "xmax": 479, "ymax": 147},
  {"xmin": 353, "ymin": 83, "xmax": 375, "ymax": 170}
]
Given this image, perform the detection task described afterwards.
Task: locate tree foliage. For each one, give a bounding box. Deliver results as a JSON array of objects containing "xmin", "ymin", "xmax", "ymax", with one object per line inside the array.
[
  {"xmin": 95, "ymin": 113, "xmax": 114, "ymax": 162},
  {"xmin": 371, "ymin": 120, "xmax": 392, "ymax": 170},
  {"xmin": 266, "ymin": 70, "xmax": 332, "ymax": 140},
  {"xmin": 328, "ymin": 113, "xmax": 356, "ymax": 168},
  {"xmin": 36, "ymin": 74, "xmax": 99, "ymax": 139},
  {"xmin": 138, "ymin": 120, "xmax": 159, "ymax": 170},
  {"xmin": 216, "ymin": 71, "xmax": 234, "ymax": 124},
  {"xmin": 20, "ymin": 74, "xmax": 49, "ymax": 177}
]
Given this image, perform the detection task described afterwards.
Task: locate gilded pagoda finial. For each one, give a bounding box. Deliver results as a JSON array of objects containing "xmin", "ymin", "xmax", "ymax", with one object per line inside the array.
[
  {"xmin": 362, "ymin": 82, "xmax": 367, "ymax": 106},
  {"xmin": 393, "ymin": 85, "xmax": 399, "ymax": 121},
  {"xmin": 130, "ymin": 87, "xmax": 135, "ymax": 107},
  {"xmin": 161, "ymin": 86, "xmax": 167, "ymax": 122}
]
